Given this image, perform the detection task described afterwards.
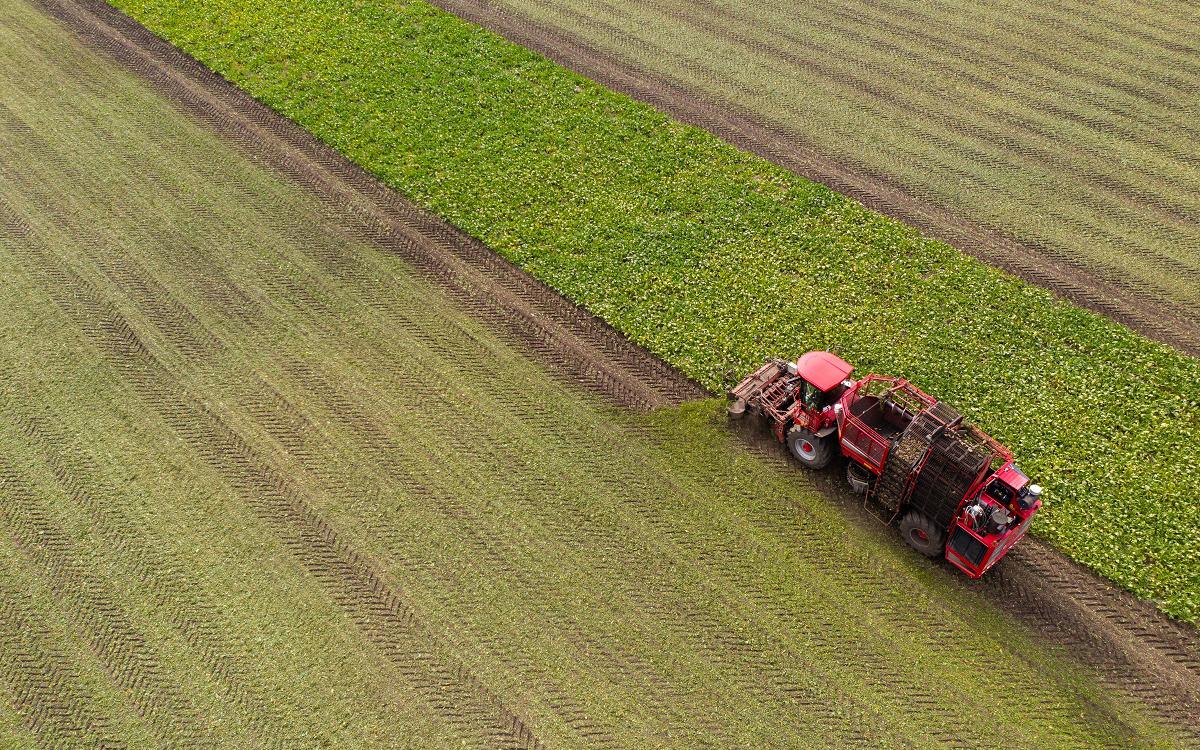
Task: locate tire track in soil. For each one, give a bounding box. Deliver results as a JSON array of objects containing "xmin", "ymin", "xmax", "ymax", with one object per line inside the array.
[
  {"xmin": 0, "ymin": 566, "xmax": 128, "ymax": 750},
  {"xmin": 979, "ymin": 542, "xmax": 1200, "ymax": 736},
  {"xmin": 421, "ymin": 0, "xmax": 1200, "ymax": 356},
  {"xmin": 3, "ymin": 209, "xmax": 548, "ymax": 748},
  {"xmin": 457, "ymin": 426, "xmax": 882, "ymax": 746},
  {"xmin": 0, "ymin": 458, "xmax": 217, "ymax": 750},
  {"xmin": 762, "ymin": 424, "xmax": 1200, "ymax": 740},
  {"xmin": 25, "ymin": 0, "xmax": 1200, "ymax": 744},
  {"xmin": 224, "ymin": 290, "xmax": 641, "ymax": 743},
  {"xmin": 276, "ymin": 362, "xmax": 798, "ymax": 746},
  {"xmin": 148, "ymin": 404, "xmax": 547, "ymax": 750},
  {"xmin": 37, "ymin": 0, "xmax": 702, "ymax": 412},
  {"xmin": 0, "ymin": 199, "xmax": 32, "ymax": 238},
  {"xmin": 7, "ymin": 410, "xmax": 291, "ymax": 750},
  {"xmin": 192, "ymin": 322, "xmax": 575, "ymax": 745},
  {"xmin": 218, "ymin": 288, "xmax": 803, "ymax": 744},
  {"xmin": 811, "ymin": 9, "xmax": 1200, "ymax": 237},
  {"xmin": 1012, "ymin": 0, "xmax": 1200, "ymax": 80},
  {"xmin": 276, "ymin": 360, "xmax": 630, "ymax": 749},
  {"xmin": 297, "ymin": 353, "xmax": 628, "ymax": 723},
  {"xmin": 713, "ymin": 439, "xmax": 1152, "ymax": 748},
  {"xmin": 89, "ymin": 254, "xmax": 225, "ymax": 360},
  {"xmin": 0, "ymin": 222, "xmax": 224, "ymax": 749}
]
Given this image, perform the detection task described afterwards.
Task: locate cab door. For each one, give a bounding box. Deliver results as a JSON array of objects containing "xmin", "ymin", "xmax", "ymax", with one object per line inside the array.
[{"xmin": 788, "ymin": 379, "xmax": 822, "ymax": 429}]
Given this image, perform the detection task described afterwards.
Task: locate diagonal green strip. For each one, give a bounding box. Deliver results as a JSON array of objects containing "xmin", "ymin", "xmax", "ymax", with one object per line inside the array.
[{"xmin": 88, "ymin": 0, "xmax": 1200, "ymax": 622}]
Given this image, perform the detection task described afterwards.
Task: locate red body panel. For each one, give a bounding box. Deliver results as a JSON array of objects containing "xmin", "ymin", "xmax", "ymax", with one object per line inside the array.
[{"xmin": 944, "ymin": 463, "xmax": 1041, "ymax": 576}]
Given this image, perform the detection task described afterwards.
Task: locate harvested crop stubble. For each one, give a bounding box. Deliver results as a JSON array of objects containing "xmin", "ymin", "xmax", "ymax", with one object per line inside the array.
[{"xmin": 103, "ymin": 0, "xmax": 1200, "ymax": 621}]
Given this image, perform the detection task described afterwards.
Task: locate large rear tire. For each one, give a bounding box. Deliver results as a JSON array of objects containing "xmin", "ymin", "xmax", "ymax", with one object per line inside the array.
[
  {"xmin": 899, "ymin": 511, "xmax": 944, "ymax": 558},
  {"xmin": 786, "ymin": 427, "xmax": 833, "ymax": 470}
]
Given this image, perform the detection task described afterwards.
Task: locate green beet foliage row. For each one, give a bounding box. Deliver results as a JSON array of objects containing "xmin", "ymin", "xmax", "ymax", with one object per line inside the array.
[{"xmin": 108, "ymin": 0, "xmax": 1200, "ymax": 620}]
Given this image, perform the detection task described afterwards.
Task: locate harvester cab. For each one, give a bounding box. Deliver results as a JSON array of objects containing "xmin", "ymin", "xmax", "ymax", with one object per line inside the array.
[
  {"xmin": 730, "ymin": 351, "xmax": 1044, "ymax": 578},
  {"xmin": 792, "ymin": 351, "xmax": 854, "ymax": 409},
  {"xmin": 728, "ymin": 351, "xmax": 853, "ymax": 469}
]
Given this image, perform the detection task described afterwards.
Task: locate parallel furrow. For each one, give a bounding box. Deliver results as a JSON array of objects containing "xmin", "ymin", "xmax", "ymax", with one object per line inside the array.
[
  {"xmin": 5, "ymin": 203, "xmax": 547, "ymax": 750},
  {"xmin": 0, "ymin": 460, "xmax": 216, "ymax": 750}
]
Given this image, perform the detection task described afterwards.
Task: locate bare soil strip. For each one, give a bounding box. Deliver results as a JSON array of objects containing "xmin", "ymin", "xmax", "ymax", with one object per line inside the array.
[
  {"xmin": 24, "ymin": 0, "xmax": 1200, "ymax": 741},
  {"xmin": 422, "ymin": 0, "xmax": 1200, "ymax": 357}
]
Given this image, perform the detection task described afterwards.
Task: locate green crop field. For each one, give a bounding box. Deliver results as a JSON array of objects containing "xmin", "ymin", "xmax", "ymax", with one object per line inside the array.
[
  {"xmin": 438, "ymin": 0, "xmax": 1200, "ymax": 348},
  {"xmin": 0, "ymin": 0, "xmax": 1192, "ymax": 746},
  {"xmin": 99, "ymin": 0, "xmax": 1200, "ymax": 621}
]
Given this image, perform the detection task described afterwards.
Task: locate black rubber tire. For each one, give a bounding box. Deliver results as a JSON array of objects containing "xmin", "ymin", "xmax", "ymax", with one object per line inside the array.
[
  {"xmin": 899, "ymin": 511, "xmax": 945, "ymax": 558},
  {"xmin": 786, "ymin": 427, "xmax": 833, "ymax": 470},
  {"xmin": 846, "ymin": 462, "xmax": 873, "ymax": 494}
]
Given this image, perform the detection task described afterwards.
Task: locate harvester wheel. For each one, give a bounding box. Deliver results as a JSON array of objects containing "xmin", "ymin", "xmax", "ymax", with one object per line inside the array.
[
  {"xmin": 846, "ymin": 462, "xmax": 873, "ymax": 494},
  {"xmin": 786, "ymin": 427, "xmax": 833, "ymax": 470},
  {"xmin": 899, "ymin": 511, "xmax": 944, "ymax": 558}
]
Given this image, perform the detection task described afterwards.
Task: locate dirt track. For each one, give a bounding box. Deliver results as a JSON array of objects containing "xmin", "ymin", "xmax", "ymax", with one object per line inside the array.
[
  {"xmin": 425, "ymin": 0, "xmax": 1200, "ymax": 358},
  {"xmin": 15, "ymin": 0, "xmax": 1200, "ymax": 743}
]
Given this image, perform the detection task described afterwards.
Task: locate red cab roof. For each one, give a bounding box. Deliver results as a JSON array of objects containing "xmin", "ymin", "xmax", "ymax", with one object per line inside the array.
[{"xmin": 796, "ymin": 351, "xmax": 854, "ymax": 391}]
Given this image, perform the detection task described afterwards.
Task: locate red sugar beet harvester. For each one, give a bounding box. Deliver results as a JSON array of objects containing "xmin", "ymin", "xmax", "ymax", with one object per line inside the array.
[{"xmin": 729, "ymin": 351, "xmax": 1043, "ymax": 577}]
